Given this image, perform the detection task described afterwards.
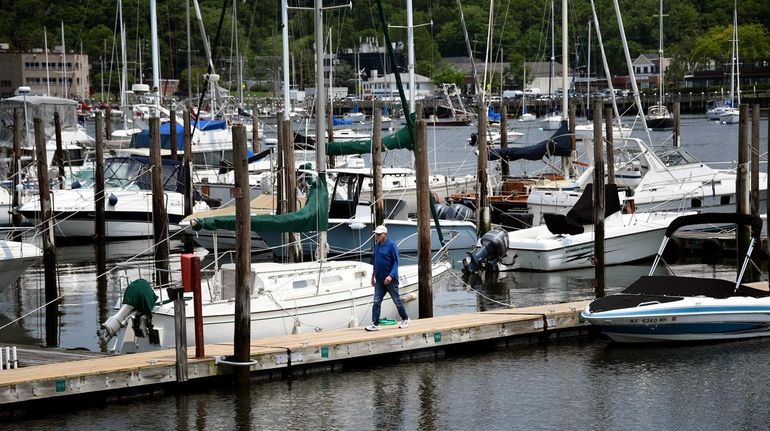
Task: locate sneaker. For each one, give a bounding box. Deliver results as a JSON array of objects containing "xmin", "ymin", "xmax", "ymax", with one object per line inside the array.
[
  {"xmin": 365, "ymin": 324, "xmax": 380, "ymax": 331},
  {"xmin": 399, "ymin": 319, "xmax": 410, "ymax": 329}
]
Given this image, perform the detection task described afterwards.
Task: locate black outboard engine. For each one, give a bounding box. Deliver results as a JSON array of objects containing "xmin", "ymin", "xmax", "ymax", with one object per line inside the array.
[{"xmin": 462, "ymin": 228, "xmax": 509, "ymax": 274}]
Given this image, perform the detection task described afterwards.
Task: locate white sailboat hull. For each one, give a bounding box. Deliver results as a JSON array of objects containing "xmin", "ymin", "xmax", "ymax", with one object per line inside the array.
[{"xmin": 109, "ymin": 261, "xmax": 452, "ymax": 353}]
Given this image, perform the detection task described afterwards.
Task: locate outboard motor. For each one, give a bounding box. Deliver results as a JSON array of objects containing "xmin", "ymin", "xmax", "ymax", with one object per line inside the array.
[{"xmin": 462, "ymin": 228, "xmax": 509, "ymax": 274}]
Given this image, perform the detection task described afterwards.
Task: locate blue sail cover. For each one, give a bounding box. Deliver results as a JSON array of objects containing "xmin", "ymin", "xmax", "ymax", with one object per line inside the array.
[
  {"xmin": 487, "ymin": 105, "xmax": 501, "ymax": 122},
  {"xmin": 130, "ymin": 120, "xmax": 228, "ymax": 150},
  {"xmin": 332, "ymin": 116, "xmax": 354, "ymax": 125},
  {"xmin": 488, "ymin": 122, "xmax": 572, "ymax": 161}
]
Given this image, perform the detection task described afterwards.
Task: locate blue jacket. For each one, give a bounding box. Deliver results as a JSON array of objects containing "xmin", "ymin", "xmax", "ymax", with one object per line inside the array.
[{"xmin": 373, "ymin": 239, "xmax": 399, "ymax": 284}]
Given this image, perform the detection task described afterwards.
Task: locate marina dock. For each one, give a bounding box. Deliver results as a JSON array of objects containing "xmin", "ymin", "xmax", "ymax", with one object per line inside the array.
[{"xmin": 0, "ymin": 300, "xmax": 589, "ymax": 412}]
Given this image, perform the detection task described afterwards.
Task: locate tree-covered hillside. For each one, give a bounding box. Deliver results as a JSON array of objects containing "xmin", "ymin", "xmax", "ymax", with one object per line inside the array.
[{"xmin": 0, "ymin": 0, "xmax": 767, "ymax": 95}]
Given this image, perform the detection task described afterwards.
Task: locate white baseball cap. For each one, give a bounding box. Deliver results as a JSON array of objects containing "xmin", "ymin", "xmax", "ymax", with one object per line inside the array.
[{"xmin": 373, "ymin": 225, "xmax": 387, "ymax": 234}]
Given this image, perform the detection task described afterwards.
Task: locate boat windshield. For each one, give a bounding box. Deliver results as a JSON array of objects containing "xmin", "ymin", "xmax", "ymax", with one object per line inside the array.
[
  {"xmin": 72, "ymin": 156, "xmax": 182, "ymax": 191},
  {"xmin": 655, "ymin": 148, "xmax": 699, "ymax": 167}
]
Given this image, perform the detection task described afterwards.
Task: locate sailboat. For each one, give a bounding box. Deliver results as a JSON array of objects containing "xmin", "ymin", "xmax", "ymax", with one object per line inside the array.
[
  {"xmin": 719, "ymin": 1, "xmax": 740, "ymax": 124},
  {"xmin": 644, "ymin": 0, "xmax": 674, "ymax": 131},
  {"xmin": 99, "ymin": 0, "xmax": 452, "ymax": 353},
  {"xmin": 520, "ymin": 62, "xmax": 536, "ymax": 122}
]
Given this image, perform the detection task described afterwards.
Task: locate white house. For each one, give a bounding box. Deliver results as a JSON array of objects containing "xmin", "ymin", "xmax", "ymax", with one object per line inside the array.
[
  {"xmin": 524, "ymin": 61, "xmax": 569, "ymax": 96},
  {"xmin": 362, "ymin": 71, "xmax": 435, "ymax": 100},
  {"xmin": 633, "ymin": 53, "xmax": 670, "ymax": 90}
]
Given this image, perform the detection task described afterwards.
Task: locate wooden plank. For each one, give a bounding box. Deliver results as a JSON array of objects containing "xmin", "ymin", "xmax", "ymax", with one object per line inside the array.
[{"xmin": 0, "ymin": 300, "xmax": 590, "ymax": 405}]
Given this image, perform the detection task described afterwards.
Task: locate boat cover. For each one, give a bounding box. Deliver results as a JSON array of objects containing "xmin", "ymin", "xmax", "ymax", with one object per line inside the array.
[
  {"xmin": 191, "ymin": 174, "xmax": 329, "ymax": 234},
  {"xmin": 326, "ymin": 115, "xmax": 415, "ymax": 155},
  {"xmin": 487, "ymin": 122, "xmax": 572, "ymax": 161},
  {"xmin": 542, "ymin": 183, "xmax": 622, "ymax": 235},
  {"xmin": 130, "ymin": 120, "xmax": 227, "ymax": 150},
  {"xmin": 587, "ymin": 275, "xmax": 770, "ymax": 313}
]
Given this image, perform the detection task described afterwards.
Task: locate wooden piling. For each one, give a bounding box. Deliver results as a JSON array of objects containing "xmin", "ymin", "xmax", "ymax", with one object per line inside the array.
[
  {"xmin": 673, "ymin": 101, "xmax": 681, "ymax": 148},
  {"xmin": 232, "ymin": 124, "xmax": 252, "ymax": 382},
  {"xmin": 169, "ymin": 110, "xmax": 178, "ymax": 160},
  {"xmin": 183, "ymin": 106, "xmax": 194, "ymax": 217},
  {"xmin": 414, "ymin": 117, "xmax": 433, "ymax": 318},
  {"xmin": 149, "ymin": 117, "xmax": 170, "ymax": 289},
  {"xmin": 372, "ymin": 108, "xmax": 384, "ymax": 227},
  {"xmin": 53, "ymin": 112, "xmax": 64, "ymax": 188},
  {"xmin": 34, "ymin": 118, "xmax": 59, "ymax": 347},
  {"xmin": 592, "ymin": 100, "xmax": 605, "ymax": 298},
  {"xmin": 105, "ymin": 106, "xmax": 112, "ymax": 140},
  {"xmin": 94, "ymin": 113, "xmax": 107, "ymax": 304},
  {"xmin": 604, "ymin": 108, "xmax": 615, "ymax": 184},
  {"xmin": 737, "ymin": 104, "xmax": 750, "ymax": 264},
  {"xmin": 477, "ymin": 105, "xmax": 490, "ymax": 236},
  {"xmin": 251, "ymin": 113, "xmax": 260, "ymax": 154},
  {"xmin": 500, "ymin": 105, "xmax": 509, "ymax": 178},
  {"xmin": 327, "ymin": 104, "xmax": 335, "ymax": 169},
  {"xmin": 11, "ymin": 109, "xmax": 22, "ymax": 239},
  {"xmin": 750, "ymin": 105, "xmax": 760, "ymax": 216},
  {"xmin": 283, "ymin": 118, "xmax": 301, "ymax": 262}
]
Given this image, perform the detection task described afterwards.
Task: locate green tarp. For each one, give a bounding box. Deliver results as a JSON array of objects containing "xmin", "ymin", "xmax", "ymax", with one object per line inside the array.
[
  {"xmin": 191, "ymin": 175, "xmax": 329, "ymax": 233},
  {"xmin": 326, "ymin": 117, "xmax": 414, "ymax": 156}
]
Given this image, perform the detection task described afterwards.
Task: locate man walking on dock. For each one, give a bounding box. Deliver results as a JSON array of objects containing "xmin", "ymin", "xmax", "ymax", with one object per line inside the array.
[{"xmin": 366, "ymin": 225, "xmax": 410, "ymax": 331}]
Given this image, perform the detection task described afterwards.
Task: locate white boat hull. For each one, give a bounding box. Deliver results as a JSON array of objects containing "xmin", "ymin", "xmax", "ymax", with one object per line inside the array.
[
  {"xmin": 582, "ymin": 296, "xmax": 770, "ymax": 343},
  {"xmin": 110, "ymin": 261, "xmax": 452, "ymax": 353},
  {"xmin": 19, "ymin": 188, "xmax": 193, "ymax": 239},
  {"xmin": 0, "ymin": 240, "xmax": 42, "ymax": 290},
  {"xmin": 497, "ymin": 212, "xmax": 679, "ymax": 271}
]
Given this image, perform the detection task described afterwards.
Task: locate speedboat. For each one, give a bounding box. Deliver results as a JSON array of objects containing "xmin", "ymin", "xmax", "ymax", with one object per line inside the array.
[
  {"xmin": 463, "ymin": 184, "xmax": 685, "ymax": 272},
  {"xmin": 526, "ymin": 136, "xmax": 768, "ymax": 225},
  {"xmin": 581, "ymin": 212, "xmax": 770, "ymax": 343},
  {"xmin": 99, "ymin": 259, "xmax": 452, "ymax": 353}
]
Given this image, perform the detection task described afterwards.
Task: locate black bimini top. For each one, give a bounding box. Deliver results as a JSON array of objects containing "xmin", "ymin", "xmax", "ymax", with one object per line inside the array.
[{"xmin": 587, "ymin": 276, "xmax": 770, "ymax": 313}]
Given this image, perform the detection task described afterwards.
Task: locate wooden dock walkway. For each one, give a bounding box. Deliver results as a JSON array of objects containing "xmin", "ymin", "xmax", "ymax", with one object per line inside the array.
[{"xmin": 0, "ymin": 300, "xmax": 590, "ymax": 409}]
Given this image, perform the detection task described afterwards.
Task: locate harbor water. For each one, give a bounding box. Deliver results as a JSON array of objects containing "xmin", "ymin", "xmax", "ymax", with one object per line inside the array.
[{"xmin": 3, "ymin": 115, "xmax": 770, "ymax": 429}]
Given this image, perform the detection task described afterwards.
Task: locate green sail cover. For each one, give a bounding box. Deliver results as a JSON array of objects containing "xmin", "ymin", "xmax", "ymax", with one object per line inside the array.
[
  {"xmin": 192, "ymin": 175, "xmax": 329, "ymax": 233},
  {"xmin": 327, "ymin": 118, "xmax": 414, "ymax": 156}
]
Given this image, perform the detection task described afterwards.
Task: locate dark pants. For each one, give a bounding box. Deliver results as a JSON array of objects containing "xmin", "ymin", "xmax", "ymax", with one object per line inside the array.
[{"xmin": 372, "ymin": 279, "xmax": 408, "ymax": 325}]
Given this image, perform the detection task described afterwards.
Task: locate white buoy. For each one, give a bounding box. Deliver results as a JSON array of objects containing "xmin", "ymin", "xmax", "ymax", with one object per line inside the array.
[{"xmin": 12, "ymin": 346, "xmax": 17, "ymax": 369}]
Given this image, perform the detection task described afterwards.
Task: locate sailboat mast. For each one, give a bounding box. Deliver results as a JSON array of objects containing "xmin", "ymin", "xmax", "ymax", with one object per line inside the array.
[
  {"xmin": 657, "ymin": 0, "xmax": 663, "ymax": 105},
  {"xmin": 733, "ymin": 1, "xmax": 740, "ymax": 105},
  {"xmin": 282, "ymin": 0, "xmax": 291, "ymax": 120},
  {"xmin": 561, "ymin": 0, "xmax": 568, "ymax": 115},
  {"xmin": 61, "ymin": 22, "xmax": 67, "ymax": 97},
  {"xmin": 548, "ymin": 0, "xmax": 554, "ymax": 100},
  {"xmin": 44, "ymin": 28, "xmax": 50, "ymax": 96},
  {"xmin": 315, "ymin": 0, "xmax": 327, "ymax": 260},
  {"xmin": 150, "ymin": 0, "xmax": 160, "ymax": 109},
  {"xmin": 406, "ymin": 0, "xmax": 415, "ymax": 113}
]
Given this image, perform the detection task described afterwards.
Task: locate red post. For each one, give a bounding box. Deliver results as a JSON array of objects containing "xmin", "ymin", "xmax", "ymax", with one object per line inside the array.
[{"xmin": 181, "ymin": 253, "xmax": 204, "ymax": 357}]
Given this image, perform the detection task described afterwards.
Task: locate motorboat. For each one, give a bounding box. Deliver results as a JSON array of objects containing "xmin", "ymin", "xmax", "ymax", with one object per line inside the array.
[
  {"xmin": 526, "ymin": 135, "xmax": 768, "ymax": 226},
  {"xmin": 462, "ymin": 184, "xmax": 685, "ymax": 272},
  {"xmin": 582, "ymin": 213, "xmax": 770, "ymax": 342},
  {"xmin": 100, "ymin": 259, "xmax": 452, "ymax": 353},
  {"xmin": 18, "ymin": 154, "xmax": 208, "ymax": 240},
  {"xmin": 0, "ymin": 240, "xmax": 42, "ymax": 290},
  {"xmin": 645, "ymin": 104, "xmax": 674, "ymax": 131},
  {"xmin": 574, "ymin": 122, "xmax": 633, "ymax": 139}
]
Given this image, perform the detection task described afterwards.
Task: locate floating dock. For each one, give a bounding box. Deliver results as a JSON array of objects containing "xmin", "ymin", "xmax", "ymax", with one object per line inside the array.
[{"xmin": 0, "ymin": 300, "xmax": 590, "ymax": 411}]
